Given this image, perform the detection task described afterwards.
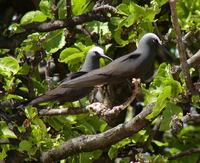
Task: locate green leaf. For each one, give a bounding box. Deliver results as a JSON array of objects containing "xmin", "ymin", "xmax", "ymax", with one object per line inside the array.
[
  {"xmin": 0, "ymin": 121, "xmax": 17, "ymax": 139},
  {"xmin": 0, "ymin": 56, "xmax": 20, "ymax": 76},
  {"xmin": 59, "ymin": 44, "xmax": 93, "ymax": 71},
  {"xmin": 18, "ymin": 63, "xmax": 30, "ymax": 75},
  {"xmin": 57, "ymin": 0, "xmax": 66, "ymax": 19},
  {"xmin": 72, "ymin": 0, "xmax": 93, "ymax": 16},
  {"xmin": 42, "ymin": 29, "xmax": 66, "ymax": 54},
  {"xmin": 147, "ymin": 85, "xmax": 171, "ymax": 119},
  {"xmin": 19, "ymin": 140, "xmax": 33, "ymax": 152},
  {"xmin": 21, "ymin": 10, "xmax": 47, "ymax": 24},
  {"xmin": 25, "ymin": 106, "xmax": 38, "ymax": 119},
  {"xmin": 59, "ymin": 47, "xmax": 81, "ymax": 63},
  {"xmin": 32, "ymin": 118, "xmax": 47, "ymax": 132},
  {"xmin": 108, "ymin": 146, "xmax": 118, "ymax": 160},
  {"xmin": 0, "ymin": 145, "xmax": 9, "ymax": 160},
  {"xmin": 47, "ymin": 116, "xmax": 71, "ymax": 131},
  {"xmin": 78, "ymin": 150, "xmax": 102, "ymax": 163},
  {"xmin": 6, "ymin": 94, "xmax": 23, "ymax": 100},
  {"xmin": 147, "ymin": 154, "xmax": 168, "ymax": 162},
  {"xmin": 145, "ymin": 63, "xmax": 182, "ymax": 119},
  {"xmin": 160, "ymin": 102, "xmax": 182, "ymax": 131},
  {"xmin": 39, "ymin": 0, "xmax": 53, "ymax": 18},
  {"xmin": 152, "ymin": 140, "xmax": 168, "ymax": 147},
  {"xmin": 117, "ymin": 4, "xmax": 130, "ymax": 16}
]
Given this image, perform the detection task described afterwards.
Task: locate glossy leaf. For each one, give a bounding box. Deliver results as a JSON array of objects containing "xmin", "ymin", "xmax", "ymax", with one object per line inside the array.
[
  {"xmin": 42, "ymin": 29, "xmax": 66, "ymax": 54},
  {"xmin": 0, "ymin": 57, "xmax": 20, "ymax": 76},
  {"xmin": 21, "ymin": 10, "xmax": 47, "ymax": 24}
]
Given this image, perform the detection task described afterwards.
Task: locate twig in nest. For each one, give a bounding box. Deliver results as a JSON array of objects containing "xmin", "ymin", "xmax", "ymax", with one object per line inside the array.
[{"xmin": 86, "ymin": 78, "xmax": 141, "ymax": 122}]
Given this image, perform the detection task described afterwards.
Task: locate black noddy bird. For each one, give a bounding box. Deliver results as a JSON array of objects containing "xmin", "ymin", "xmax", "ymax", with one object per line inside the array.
[
  {"xmin": 26, "ymin": 46, "xmax": 112, "ymax": 106},
  {"xmin": 60, "ymin": 33, "xmax": 162, "ymax": 88}
]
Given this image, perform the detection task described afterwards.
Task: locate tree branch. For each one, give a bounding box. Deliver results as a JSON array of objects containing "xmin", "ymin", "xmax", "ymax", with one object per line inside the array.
[
  {"xmin": 169, "ymin": 0, "xmax": 195, "ymax": 93},
  {"xmin": 40, "ymin": 104, "xmax": 154, "ymax": 162},
  {"xmin": 66, "ymin": 0, "xmax": 72, "ymax": 19},
  {"xmin": 39, "ymin": 107, "xmax": 88, "ymax": 116},
  {"xmin": 23, "ymin": 5, "xmax": 117, "ymax": 32},
  {"xmin": 0, "ymin": 139, "xmax": 12, "ymax": 145},
  {"xmin": 168, "ymin": 147, "xmax": 200, "ymax": 160},
  {"xmin": 0, "ymin": 5, "xmax": 117, "ymax": 49},
  {"xmin": 171, "ymin": 49, "xmax": 200, "ymax": 78},
  {"xmin": 182, "ymin": 113, "xmax": 200, "ymax": 124},
  {"xmin": 187, "ymin": 49, "xmax": 200, "ymax": 69},
  {"xmin": 0, "ymin": 32, "xmax": 30, "ymax": 49}
]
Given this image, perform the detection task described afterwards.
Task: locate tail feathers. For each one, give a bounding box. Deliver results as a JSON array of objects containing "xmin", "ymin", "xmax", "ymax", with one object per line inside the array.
[{"xmin": 27, "ymin": 94, "xmax": 56, "ymax": 106}]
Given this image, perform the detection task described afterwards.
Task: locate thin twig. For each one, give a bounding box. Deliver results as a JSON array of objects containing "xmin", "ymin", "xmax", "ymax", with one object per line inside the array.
[
  {"xmin": 169, "ymin": 0, "xmax": 195, "ymax": 93},
  {"xmin": 171, "ymin": 49, "xmax": 200, "ymax": 75},
  {"xmin": 182, "ymin": 113, "xmax": 200, "ymax": 124},
  {"xmin": 66, "ymin": 0, "xmax": 72, "ymax": 19},
  {"xmin": 39, "ymin": 107, "xmax": 88, "ymax": 116},
  {"xmin": 168, "ymin": 147, "xmax": 200, "ymax": 160},
  {"xmin": 44, "ymin": 58, "xmax": 53, "ymax": 90},
  {"xmin": 187, "ymin": 49, "xmax": 200, "ymax": 68},
  {"xmin": 0, "ymin": 139, "xmax": 11, "ymax": 144}
]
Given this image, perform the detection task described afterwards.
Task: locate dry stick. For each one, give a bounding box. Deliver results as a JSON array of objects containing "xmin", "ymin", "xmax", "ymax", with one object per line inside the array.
[
  {"xmin": 172, "ymin": 49, "xmax": 200, "ymax": 75},
  {"xmin": 0, "ymin": 139, "xmax": 11, "ymax": 145},
  {"xmin": 182, "ymin": 113, "xmax": 200, "ymax": 124},
  {"xmin": 169, "ymin": 0, "xmax": 195, "ymax": 93},
  {"xmin": 168, "ymin": 147, "xmax": 200, "ymax": 160},
  {"xmin": 44, "ymin": 59, "xmax": 52, "ymax": 90},
  {"xmin": 39, "ymin": 107, "xmax": 88, "ymax": 116},
  {"xmin": 66, "ymin": 0, "xmax": 72, "ymax": 19},
  {"xmin": 40, "ymin": 104, "xmax": 154, "ymax": 163},
  {"xmin": 187, "ymin": 49, "xmax": 200, "ymax": 68}
]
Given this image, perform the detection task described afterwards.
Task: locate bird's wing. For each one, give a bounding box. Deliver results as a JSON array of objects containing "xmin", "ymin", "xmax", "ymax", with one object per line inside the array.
[
  {"xmin": 60, "ymin": 67, "xmax": 113, "ymax": 88},
  {"xmin": 61, "ymin": 71, "xmax": 88, "ymax": 82},
  {"xmin": 60, "ymin": 52, "xmax": 142, "ymax": 88},
  {"xmin": 121, "ymin": 53, "xmax": 141, "ymax": 62}
]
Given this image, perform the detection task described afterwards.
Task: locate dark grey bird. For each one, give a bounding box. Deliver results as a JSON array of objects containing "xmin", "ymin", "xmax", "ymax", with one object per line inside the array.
[
  {"xmin": 60, "ymin": 33, "xmax": 162, "ymax": 88},
  {"xmin": 26, "ymin": 46, "xmax": 112, "ymax": 106}
]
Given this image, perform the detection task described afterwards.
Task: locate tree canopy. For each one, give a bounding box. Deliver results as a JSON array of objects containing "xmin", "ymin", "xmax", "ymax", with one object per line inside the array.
[{"xmin": 0, "ymin": 0, "xmax": 200, "ymax": 162}]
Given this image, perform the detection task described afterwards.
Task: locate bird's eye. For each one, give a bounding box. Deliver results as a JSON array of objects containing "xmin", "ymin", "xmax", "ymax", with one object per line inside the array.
[
  {"xmin": 94, "ymin": 51, "xmax": 99, "ymax": 55},
  {"xmin": 152, "ymin": 39, "xmax": 159, "ymax": 43}
]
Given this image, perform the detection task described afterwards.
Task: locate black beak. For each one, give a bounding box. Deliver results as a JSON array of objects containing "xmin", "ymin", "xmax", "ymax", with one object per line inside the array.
[
  {"xmin": 101, "ymin": 53, "xmax": 113, "ymax": 61},
  {"xmin": 158, "ymin": 44, "xmax": 174, "ymax": 63}
]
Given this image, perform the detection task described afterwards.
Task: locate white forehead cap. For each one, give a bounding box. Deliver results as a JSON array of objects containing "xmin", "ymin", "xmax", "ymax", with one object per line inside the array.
[{"xmin": 88, "ymin": 46, "xmax": 104, "ymax": 54}]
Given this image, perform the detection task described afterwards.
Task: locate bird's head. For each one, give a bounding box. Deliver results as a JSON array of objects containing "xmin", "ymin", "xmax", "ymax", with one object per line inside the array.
[
  {"xmin": 81, "ymin": 46, "xmax": 112, "ymax": 72},
  {"xmin": 138, "ymin": 33, "xmax": 162, "ymax": 49},
  {"xmin": 87, "ymin": 46, "xmax": 113, "ymax": 61}
]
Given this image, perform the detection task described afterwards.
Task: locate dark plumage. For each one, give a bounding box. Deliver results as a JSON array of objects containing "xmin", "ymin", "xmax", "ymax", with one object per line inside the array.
[
  {"xmin": 27, "ymin": 46, "xmax": 112, "ymax": 106},
  {"xmin": 60, "ymin": 33, "xmax": 162, "ymax": 88}
]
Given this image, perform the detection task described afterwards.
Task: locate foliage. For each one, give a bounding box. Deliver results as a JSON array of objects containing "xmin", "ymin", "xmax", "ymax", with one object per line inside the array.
[{"xmin": 0, "ymin": 0, "xmax": 199, "ymax": 162}]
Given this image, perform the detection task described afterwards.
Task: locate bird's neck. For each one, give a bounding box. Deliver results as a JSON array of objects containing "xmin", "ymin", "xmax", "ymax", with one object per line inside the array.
[
  {"xmin": 80, "ymin": 56, "xmax": 99, "ymax": 72},
  {"xmin": 137, "ymin": 43, "xmax": 156, "ymax": 59}
]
